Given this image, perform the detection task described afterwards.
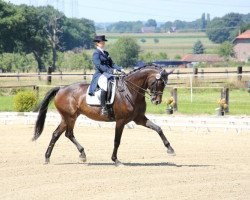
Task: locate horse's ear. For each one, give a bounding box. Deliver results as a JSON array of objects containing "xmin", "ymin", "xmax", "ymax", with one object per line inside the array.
[{"xmin": 167, "ymin": 69, "xmax": 175, "ymax": 75}]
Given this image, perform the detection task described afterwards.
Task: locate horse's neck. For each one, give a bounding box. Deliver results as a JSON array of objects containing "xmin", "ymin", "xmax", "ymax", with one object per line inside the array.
[{"xmin": 125, "ymin": 69, "xmax": 152, "ymax": 89}]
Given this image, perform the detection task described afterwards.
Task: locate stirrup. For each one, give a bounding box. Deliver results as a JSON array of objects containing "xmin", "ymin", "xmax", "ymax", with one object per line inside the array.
[{"xmin": 101, "ymin": 107, "xmax": 108, "ymax": 116}]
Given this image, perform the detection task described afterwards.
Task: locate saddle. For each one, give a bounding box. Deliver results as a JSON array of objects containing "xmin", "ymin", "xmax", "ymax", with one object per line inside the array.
[{"xmin": 86, "ymin": 79, "xmax": 116, "ymax": 106}]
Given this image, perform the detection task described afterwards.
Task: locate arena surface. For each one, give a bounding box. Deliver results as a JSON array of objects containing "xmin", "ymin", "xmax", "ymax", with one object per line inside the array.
[{"xmin": 0, "ymin": 122, "xmax": 249, "ymax": 200}]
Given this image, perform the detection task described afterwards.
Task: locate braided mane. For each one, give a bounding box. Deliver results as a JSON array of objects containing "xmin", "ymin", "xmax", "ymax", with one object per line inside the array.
[{"xmin": 124, "ymin": 64, "xmax": 162, "ymax": 78}]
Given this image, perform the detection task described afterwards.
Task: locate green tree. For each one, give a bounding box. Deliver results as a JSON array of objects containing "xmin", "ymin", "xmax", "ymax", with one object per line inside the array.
[
  {"xmin": 201, "ymin": 13, "xmax": 206, "ymax": 31},
  {"xmin": 206, "ymin": 13, "xmax": 243, "ymax": 43},
  {"xmin": 0, "ymin": 0, "xmax": 17, "ymax": 53},
  {"xmin": 145, "ymin": 19, "xmax": 157, "ymax": 27},
  {"xmin": 107, "ymin": 21, "xmax": 143, "ymax": 33},
  {"xmin": 109, "ymin": 37, "xmax": 140, "ymax": 68},
  {"xmin": 139, "ymin": 52, "xmax": 168, "ymax": 63},
  {"xmin": 62, "ymin": 17, "xmax": 95, "ymax": 50},
  {"xmin": 154, "ymin": 38, "xmax": 159, "ymax": 43},
  {"xmin": 193, "ymin": 40, "xmax": 205, "ymax": 54},
  {"xmin": 217, "ymin": 41, "xmax": 234, "ymax": 60}
]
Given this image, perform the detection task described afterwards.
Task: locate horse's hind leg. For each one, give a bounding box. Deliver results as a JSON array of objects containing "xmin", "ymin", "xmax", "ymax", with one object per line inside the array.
[
  {"xmin": 45, "ymin": 120, "xmax": 66, "ymax": 164},
  {"xmin": 65, "ymin": 117, "xmax": 86, "ymax": 162},
  {"xmin": 134, "ymin": 115, "xmax": 175, "ymax": 156}
]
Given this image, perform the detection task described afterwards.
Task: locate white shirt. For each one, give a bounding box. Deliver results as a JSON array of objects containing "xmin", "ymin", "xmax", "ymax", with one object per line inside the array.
[{"xmin": 97, "ymin": 46, "xmax": 104, "ymax": 54}]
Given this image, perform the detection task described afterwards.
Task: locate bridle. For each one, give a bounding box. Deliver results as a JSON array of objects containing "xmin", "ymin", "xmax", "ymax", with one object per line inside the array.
[{"xmin": 119, "ymin": 71, "xmax": 167, "ymax": 100}]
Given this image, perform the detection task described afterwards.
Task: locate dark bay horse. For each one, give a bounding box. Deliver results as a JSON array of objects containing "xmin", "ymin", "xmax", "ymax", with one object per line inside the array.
[{"xmin": 33, "ymin": 65, "xmax": 175, "ymax": 165}]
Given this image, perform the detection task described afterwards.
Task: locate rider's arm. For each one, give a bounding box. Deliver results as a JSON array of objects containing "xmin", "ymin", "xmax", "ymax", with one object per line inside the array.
[{"xmin": 93, "ymin": 52, "xmax": 114, "ymax": 74}]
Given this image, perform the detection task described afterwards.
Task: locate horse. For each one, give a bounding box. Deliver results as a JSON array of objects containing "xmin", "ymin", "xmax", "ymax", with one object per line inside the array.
[{"xmin": 33, "ymin": 65, "xmax": 175, "ymax": 166}]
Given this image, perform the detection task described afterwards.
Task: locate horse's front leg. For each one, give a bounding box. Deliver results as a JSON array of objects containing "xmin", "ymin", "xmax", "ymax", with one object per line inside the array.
[
  {"xmin": 134, "ymin": 115, "xmax": 175, "ymax": 155},
  {"xmin": 111, "ymin": 120, "xmax": 125, "ymax": 166}
]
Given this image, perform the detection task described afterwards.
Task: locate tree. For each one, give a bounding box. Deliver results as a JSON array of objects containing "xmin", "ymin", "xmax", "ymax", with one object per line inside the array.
[
  {"xmin": 145, "ymin": 19, "xmax": 157, "ymax": 28},
  {"xmin": 139, "ymin": 52, "xmax": 168, "ymax": 63},
  {"xmin": 206, "ymin": 13, "xmax": 243, "ymax": 43},
  {"xmin": 201, "ymin": 13, "xmax": 206, "ymax": 31},
  {"xmin": 109, "ymin": 37, "xmax": 140, "ymax": 68},
  {"xmin": 193, "ymin": 40, "xmax": 205, "ymax": 54},
  {"xmin": 154, "ymin": 38, "xmax": 159, "ymax": 43},
  {"xmin": 107, "ymin": 21, "xmax": 143, "ymax": 33},
  {"xmin": 0, "ymin": 0, "xmax": 17, "ymax": 53},
  {"xmin": 217, "ymin": 41, "xmax": 234, "ymax": 60},
  {"xmin": 61, "ymin": 17, "xmax": 95, "ymax": 50}
]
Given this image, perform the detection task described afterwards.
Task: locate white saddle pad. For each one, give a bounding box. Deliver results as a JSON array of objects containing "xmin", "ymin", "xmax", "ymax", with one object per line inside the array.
[{"xmin": 86, "ymin": 81, "xmax": 116, "ymax": 106}]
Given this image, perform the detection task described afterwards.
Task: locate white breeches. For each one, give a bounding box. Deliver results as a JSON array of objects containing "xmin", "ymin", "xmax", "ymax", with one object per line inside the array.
[{"xmin": 98, "ymin": 75, "xmax": 108, "ymax": 91}]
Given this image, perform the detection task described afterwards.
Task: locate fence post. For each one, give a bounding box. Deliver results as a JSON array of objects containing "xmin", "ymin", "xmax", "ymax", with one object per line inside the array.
[
  {"xmin": 171, "ymin": 88, "xmax": 178, "ymax": 111},
  {"xmin": 221, "ymin": 87, "xmax": 229, "ymax": 113},
  {"xmin": 201, "ymin": 69, "xmax": 204, "ymax": 79},
  {"xmin": 38, "ymin": 71, "xmax": 41, "ymax": 81},
  {"xmin": 47, "ymin": 66, "xmax": 52, "ymax": 85},
  {"xmin": 176, "ymin": 69, "xmax": 180, "ymax": 79},
  {"xmin": 33, "ymin": 86, "xmax": 39, "ymax": 99},
  {"xmin": 17, "ymin": 72, "xmax": 20, "ymax": 82},
  {"xmin": 83, "ymin": 69, "xmax": 86, "ymax": 81},
  {"xmin": 193, "ymin": 67, "xmax": 198, "ymax": 84},
  {"xmin": 237, "ymin": 66, "xmax": 242, "ymax": 81},
  {"xmin": 60, "ymin": 70, "xmax": 63, "ymax": 81},
  {"xmin": 225, "ymin": 69, "xmax": 228, "ymax": 78}
]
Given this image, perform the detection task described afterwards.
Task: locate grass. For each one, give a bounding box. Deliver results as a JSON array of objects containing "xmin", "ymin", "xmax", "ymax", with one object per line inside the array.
[
  {"xmin": 1, "ymin": 87, "xmax": 249, "ymax": 115},
  {"xmin": 104, "ymin": 32, "xmax": 218, "ymax": 58},
  {"xmin": 146, "ymin": 88, "xmax": 250, "ymax": 115},
  {"xmin": 0, "ymin": 96, "xmax": 14, "ymax": 111}
]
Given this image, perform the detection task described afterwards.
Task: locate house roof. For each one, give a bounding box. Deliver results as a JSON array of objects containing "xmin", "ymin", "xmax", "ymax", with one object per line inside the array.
[
  {"xmin": 235, "ymin": 30, "xmax": 250, "ymax": 39},
  {"xmin": 181, "ymin": 54, "xmax": 223, "ymax": 62}
]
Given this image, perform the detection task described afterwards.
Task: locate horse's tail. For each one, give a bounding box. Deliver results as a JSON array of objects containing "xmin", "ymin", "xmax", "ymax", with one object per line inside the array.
[{"xmin": 32, "ymin": 87, "xmax": 60, "ymax": 141}]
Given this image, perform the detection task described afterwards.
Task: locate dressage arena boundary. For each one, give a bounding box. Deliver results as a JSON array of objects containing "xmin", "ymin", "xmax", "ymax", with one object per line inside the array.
[{"xmin": 0, "ymin": 112, "xmax": 249, "ymax": 134}]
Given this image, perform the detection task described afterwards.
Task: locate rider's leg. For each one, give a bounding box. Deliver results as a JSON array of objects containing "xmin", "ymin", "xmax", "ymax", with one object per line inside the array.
[{"xmin": 98, "ymin": 75, "xmax": 108, "ymax": 115}]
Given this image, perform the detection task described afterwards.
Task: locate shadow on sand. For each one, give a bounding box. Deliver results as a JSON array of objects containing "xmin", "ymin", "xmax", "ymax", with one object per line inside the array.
[{"xmin": 55, "ymin": 162, "xmax": 212, "ymax": 168}]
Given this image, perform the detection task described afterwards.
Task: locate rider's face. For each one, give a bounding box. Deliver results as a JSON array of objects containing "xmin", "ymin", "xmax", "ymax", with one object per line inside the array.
[{"xmin": 96, "ymin": 41, "xmax": 105, "ymax": 49}]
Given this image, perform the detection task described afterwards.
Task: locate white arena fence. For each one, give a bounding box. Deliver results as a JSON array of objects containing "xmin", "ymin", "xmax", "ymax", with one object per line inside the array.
[{"xmin": 0, "ymin": 112, "xmax": 249, "ymax": 134}]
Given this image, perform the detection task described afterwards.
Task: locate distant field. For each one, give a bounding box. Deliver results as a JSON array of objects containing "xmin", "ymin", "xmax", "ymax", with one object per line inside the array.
[{"xmin": 104, "ymin": 32, "xmax": 218, "ymax": 58}]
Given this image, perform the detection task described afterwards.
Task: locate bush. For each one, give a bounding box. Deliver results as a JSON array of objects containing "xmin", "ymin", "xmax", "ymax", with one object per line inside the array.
[{"xmin": 13, "ymin": 91, "xmax": 38, "ymax": 112}]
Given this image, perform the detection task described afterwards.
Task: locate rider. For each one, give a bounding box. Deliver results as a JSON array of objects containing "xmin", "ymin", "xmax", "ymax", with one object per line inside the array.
[{"xmin": 89, "ymin": 35, "xmax": 125, "ymax": 116}]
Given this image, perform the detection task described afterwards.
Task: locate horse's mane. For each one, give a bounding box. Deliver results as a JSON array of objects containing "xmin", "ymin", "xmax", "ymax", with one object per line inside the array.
[{"xmin": 124, "ymin": 64, "xmax": 162, "ymax": 78}]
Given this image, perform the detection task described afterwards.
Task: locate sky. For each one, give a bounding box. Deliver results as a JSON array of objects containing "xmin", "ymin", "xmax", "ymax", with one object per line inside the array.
[{"xmin": 5, "ymin": 0, "xmax": 250, "ymax": 23}]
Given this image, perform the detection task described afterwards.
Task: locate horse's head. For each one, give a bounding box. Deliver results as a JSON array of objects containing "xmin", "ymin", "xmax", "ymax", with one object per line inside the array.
[{"xmin": 148, "ymin": 69, "xmax": 174, "ymax": 105}]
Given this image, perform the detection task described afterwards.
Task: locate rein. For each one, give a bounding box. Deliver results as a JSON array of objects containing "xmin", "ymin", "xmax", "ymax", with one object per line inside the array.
[
  {"xmin": 117, "ymin": 75, "xmax": 163, "ymax": 100},
  {"xmin": 123, "ymin": 79, "xmax": 152, "ymax": 100}
]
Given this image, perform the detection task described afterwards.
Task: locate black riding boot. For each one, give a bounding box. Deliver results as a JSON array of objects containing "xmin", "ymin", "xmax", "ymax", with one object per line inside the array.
[{"xmin": 100, "ymin": 90, "xmax": 108, "ymax": 116}]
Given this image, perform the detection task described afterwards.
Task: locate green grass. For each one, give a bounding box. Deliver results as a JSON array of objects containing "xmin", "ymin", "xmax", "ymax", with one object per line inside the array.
[
  {"xmin": 1, "ymin": 88, "xmax": 249, "ymax": 115},
  {"xmin": 146, "ymin": 88, "xmax": 250, "ymax": 115},
  {"xmin": 104, "ymin": 32, "xmax": 218, "ymax": 58},
  {"xmin": 0, "ymin": 96, "xmax": 14, "ymax": 111}
]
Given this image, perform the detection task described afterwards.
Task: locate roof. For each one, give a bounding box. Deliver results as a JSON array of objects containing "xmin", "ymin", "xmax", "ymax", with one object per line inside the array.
[
  {"xmin": 235, "ymin": 30, "xmax": 250, "ymax": 39},
  {"xmin": 181, "ymin": 54, "xmax": 223, "ymax": 62}
]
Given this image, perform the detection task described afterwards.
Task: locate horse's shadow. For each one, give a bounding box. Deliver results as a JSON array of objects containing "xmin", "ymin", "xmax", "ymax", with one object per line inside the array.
[{"xmin": 55, "ymin": 162, "xmax": 212, "ymax": 168}]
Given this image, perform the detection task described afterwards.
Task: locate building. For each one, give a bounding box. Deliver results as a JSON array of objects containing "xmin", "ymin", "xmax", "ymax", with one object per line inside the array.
[
  {"xmin": 182, "ymin": 54, "xmax": 223, "ymax": 63},
  {"xmin": 233, "ymin": 30, "xmax": 250, "ymax": 62},
  {"xmin": 141, "ymin": 26, "xmax": 155, "ymax": 33}
]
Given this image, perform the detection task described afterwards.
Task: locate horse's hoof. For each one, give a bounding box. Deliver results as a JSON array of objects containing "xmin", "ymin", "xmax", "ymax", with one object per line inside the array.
[
  {"xmin": 79, "ymin": 156, "xmax": 87, "ymax": 163},
  {"xmin": 167, "ymin": 149, "xmax": 176, "ymax": 156},
  {"xmin": 79, "ymin": 152, "xmax": 87, "ymax": 162},
  {"xmin": 44, "ymin": 158, "xmax": 50, "ymax": 165},
  {"xmin": 115, "ymin": 160, "xmax": 124, "ymax": 167}
]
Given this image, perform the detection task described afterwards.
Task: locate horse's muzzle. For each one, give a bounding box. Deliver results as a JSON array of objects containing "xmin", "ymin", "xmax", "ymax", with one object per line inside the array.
[{"xmin": 152, "ymin": 99, "xmax": 161, "ymax": 105}]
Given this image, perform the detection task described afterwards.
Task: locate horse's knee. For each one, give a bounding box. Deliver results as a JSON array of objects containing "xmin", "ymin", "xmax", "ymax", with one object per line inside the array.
[{"xmin": 65, "ymin": 131, "xmax": 72, "ymax": 139}]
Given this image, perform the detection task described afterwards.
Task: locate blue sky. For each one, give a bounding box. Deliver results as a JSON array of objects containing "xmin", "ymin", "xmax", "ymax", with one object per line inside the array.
[{"xmin": 6, "ymin": 0, "xmax": 250, "ymax": 22}]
